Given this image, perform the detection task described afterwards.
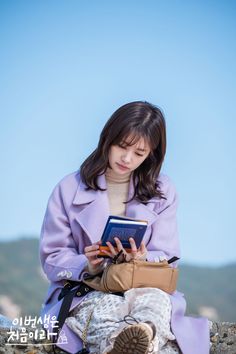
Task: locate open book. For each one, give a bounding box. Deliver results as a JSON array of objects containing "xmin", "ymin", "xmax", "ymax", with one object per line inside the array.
[{"xmin": 98, "ymin": 215, "xmax": 148, "ymax": 257}]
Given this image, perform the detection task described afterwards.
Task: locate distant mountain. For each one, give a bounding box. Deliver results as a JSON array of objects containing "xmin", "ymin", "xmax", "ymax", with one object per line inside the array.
[
  {"xmin": 0, "ymin": 238, "xmax": 235, "ymax": 321},
  {"xmin": 0, "ymin": 238, "xmax": 48, "ymax": 319},
  {"xmin": 178, "ymin": 263, "xmax": 236, "ymax": 321}
]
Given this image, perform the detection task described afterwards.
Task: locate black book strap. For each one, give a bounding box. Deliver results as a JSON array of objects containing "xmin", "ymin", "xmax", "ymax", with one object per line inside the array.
[
  {"xmin": 55, "ymin": 282, "xmax": 94, "ymax": 339},
  {"xmin": 56, "ymin": 286, "xmax": 79, "ymax": 335},
  {"xmin": 168, "ymin": 256, "xmax": 180, "ymax": 264}
]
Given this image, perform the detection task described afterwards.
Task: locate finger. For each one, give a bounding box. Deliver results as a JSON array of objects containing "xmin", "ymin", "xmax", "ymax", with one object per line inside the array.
[
  {"xmin": 113, "ymin": 238, "xmax": 129, "ymax": 261},
  {"xmin": 106, "ymin": 241, "xmax": 118, "ymax": 256},
  {"xmin": 114, "ymin": 237, "xmax": 125, "ymax": 252},
  {"xmin": 84, "ymin": 244, "xmax": 100, "ymax": 253},
  {"xmin": 101, "ymin": 249, "xmax": 113, "ymax": 258},
  {"xmin": 124, "ymin": 252, "xmax": 132, "ymax": 262},
  {"xmin": 129, "ymin": 238, "xmax": 138, "ymax": 258},
  {"xmin": 90, "ymin": 257, "xmax": 104, "ymax": 265},
  {"xmin": 84, "ymin": 250, "xmax": 100, "ymax": 258},
  {"xmin": 139, "ymin": 241, "xmax": 147, "ymax": 254}
]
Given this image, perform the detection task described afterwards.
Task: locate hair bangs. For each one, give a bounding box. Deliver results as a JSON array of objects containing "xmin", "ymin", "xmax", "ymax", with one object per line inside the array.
[
  {"xmin": 113, "ymin": 127, "xmax": 153, "ymax": 151},
  {"xmin": 111, "ymin": 126, "xmax": 139, "ymax": 146}
]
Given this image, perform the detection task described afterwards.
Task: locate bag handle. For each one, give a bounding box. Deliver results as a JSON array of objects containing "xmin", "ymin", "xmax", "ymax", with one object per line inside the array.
[{"xmin": 55, "ymin": 282, "xmax": 94, "ymax": 342}]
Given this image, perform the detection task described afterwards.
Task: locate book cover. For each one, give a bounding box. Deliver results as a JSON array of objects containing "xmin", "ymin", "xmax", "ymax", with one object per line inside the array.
[{"xmin": 98, "ymin": 215, "xmax": 148, "ymax": 257}]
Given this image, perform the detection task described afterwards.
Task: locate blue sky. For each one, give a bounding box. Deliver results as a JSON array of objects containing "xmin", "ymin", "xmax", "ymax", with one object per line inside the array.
[{"xmin": 0, "ymin": 0, "xmax": 235, "ymax": 265}]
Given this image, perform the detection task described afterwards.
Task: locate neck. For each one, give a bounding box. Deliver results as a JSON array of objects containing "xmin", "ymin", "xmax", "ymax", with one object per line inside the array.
[{"xmin": 105, "ymin": 167, "xmax": 131, "ymax": 183}]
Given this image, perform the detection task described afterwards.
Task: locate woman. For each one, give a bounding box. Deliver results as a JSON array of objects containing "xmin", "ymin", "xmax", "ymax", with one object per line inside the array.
[{"xmin": 39, "ymin": 101, "xmax": 210, "ymax": 354}]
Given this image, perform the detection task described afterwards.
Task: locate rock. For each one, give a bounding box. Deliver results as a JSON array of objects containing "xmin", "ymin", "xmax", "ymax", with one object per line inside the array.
[
  {"xmin": 0, "ymin": 321, "xmax": 235, "ymax": 353},
  {"xmin": 210, "ymin": 322, "xmax": 236, "ymax": 353}
]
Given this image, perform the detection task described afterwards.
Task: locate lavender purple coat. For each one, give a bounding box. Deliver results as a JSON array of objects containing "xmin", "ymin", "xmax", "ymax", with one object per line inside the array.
[{"xmin": 39, "ymin": 170, "xmax": 210, "ymax": 354}]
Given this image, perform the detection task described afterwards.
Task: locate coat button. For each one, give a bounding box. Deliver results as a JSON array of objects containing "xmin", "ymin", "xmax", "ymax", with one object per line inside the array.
[
  {"xmin": 77, "ymin": 291, "xmax": 81, "ymax": 296},
  {"xmin": 66, "ymin": 271, "xmax": 72, "ymax": 279}
]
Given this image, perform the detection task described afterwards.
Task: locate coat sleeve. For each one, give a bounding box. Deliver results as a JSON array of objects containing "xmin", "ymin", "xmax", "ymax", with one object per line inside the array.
[
  {"xmin": 146, "ymin": 176, "xmax": 180, "ymax": 267},
  {"xmin": 39, "ymin": 182, "xmax": 88, "ymax": 282}
]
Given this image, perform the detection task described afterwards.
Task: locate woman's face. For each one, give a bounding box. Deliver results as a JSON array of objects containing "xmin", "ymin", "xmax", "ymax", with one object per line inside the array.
[{"xmin": 108, "ymin": 135, "xmax": 151, "ymax": 175}]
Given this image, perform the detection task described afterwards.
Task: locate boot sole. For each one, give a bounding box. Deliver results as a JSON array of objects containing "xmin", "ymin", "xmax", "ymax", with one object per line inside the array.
[{"xmin": 109, "ymin": 324, "xmax": 151, "ymax": 354}]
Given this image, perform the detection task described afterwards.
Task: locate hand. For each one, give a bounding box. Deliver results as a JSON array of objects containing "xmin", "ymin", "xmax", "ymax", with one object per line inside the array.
[
  {"xmin": 103, "ymin": 238, "xmax": 147, "ymax": 262},
  {"xmin": 84, "ymin": 241, "xmax": 105, "ymax": 275}
]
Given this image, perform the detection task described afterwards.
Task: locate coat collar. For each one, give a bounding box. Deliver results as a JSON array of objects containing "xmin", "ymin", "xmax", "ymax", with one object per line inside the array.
[{"xmin": 72, "ymin": 172, "xmax": 160, "ymax": 243}]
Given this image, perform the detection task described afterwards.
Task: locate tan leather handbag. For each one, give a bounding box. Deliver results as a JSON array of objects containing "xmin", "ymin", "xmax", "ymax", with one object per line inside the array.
[{"xmin": 83, "ymin": 259, "xmax": 178, "ymax": 294}]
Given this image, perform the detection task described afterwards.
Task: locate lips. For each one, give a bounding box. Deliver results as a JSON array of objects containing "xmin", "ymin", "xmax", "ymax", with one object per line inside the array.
[{"xmin": 116, "ymin": 162, "xmax": 130, "ymax": 170}]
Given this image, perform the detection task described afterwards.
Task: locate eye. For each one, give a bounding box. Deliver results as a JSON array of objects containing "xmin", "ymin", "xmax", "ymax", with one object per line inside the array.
[{"xmin": 135, "ymin": 153, "xmax": 144, "ymax": 157}]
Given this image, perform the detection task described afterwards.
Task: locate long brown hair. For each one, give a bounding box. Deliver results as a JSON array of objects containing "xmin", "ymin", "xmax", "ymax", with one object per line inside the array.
[{"xmin": 80, "ymin": 101, "xmax": 167, "ymax": 203}]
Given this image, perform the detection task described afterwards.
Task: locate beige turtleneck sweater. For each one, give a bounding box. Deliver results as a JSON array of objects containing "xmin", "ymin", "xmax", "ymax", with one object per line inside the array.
[{"xmin": 105, "ymin": 168, "xmax": 131, "ymax": 216}]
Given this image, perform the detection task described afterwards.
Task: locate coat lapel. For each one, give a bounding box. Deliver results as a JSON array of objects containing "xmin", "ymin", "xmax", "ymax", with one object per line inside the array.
[
  {"xmin": 73, "ymin": 172, "xmax": 159, "ymax": 244},
  {"xmin": 72, "ymin": 174, "xmax": 110, "ymax": 243}
]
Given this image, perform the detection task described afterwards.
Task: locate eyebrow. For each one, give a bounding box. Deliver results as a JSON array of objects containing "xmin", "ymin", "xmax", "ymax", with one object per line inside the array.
[
  {"xmin": 121, "ymin": 140, "xmax": 147, "ymax": 152},
  {"xmin": 136, "ymin": 147, "xmax": 146, "ymax": 152}
]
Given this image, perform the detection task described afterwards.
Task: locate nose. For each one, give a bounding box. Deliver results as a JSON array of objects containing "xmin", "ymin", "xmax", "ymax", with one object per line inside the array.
[{"xmin": 121, "ymin": 151, "xmax": 132, "ymax": 164}]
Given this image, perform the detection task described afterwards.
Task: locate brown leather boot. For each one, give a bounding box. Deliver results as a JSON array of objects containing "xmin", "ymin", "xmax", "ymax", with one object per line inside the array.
[{"xmin": 107, "ymin": 321, "xmax": 155, "ymax": 354}]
